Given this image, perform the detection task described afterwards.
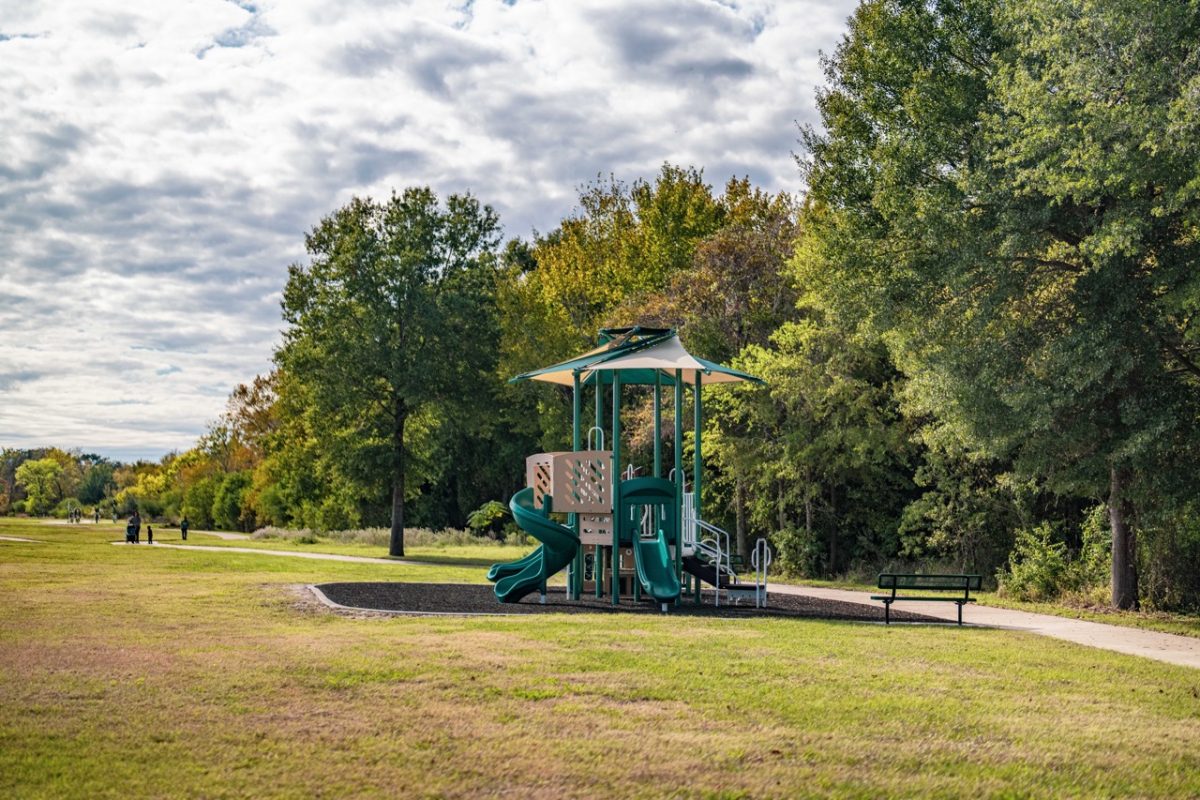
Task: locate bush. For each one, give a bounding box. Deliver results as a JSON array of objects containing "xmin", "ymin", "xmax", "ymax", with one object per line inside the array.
[
  {"xmin": 997, "ymin": 523, "xmax": 1069, "ymax": 602},
  {"xmin": 1139, "ymin": 503, "xmax": 1200, "ymax": 613},
  {"xmin": 52, "ymin": 498, "xmax": 85, "ymax": 518},
  {"xmin": 466, "ymin": 500, "xmax": 509, "ymax": 538},
  {"xmin": 771, "ymin": 526, "xmax": 823, "ymax": 578},
  {"xmin": 250, "ymin": 526, "xmax": 499, "ymax": 548}
]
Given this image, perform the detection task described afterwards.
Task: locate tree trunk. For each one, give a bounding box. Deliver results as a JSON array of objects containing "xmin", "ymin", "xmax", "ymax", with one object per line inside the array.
[
  {"xmin": 805, "ymin": 495, "xmax": 813, "ymax": 543},
  {"xmin": 1109, "ymin": 465, "xmax": 1137, "ymax": 610},
  {"xmin": 389, "ymin": 412, "xmax": 406, "ymax": 558},
  {"xmin": 828, "ymin": 484, "xmax": 837, "ymax": 577},
  {"xmin": 777, "ymin": 481, "xmax": 787, "ymax": 531},
  {"xmin": 735, "ymin": 476, "xmax": 748, "ymax": 556}
]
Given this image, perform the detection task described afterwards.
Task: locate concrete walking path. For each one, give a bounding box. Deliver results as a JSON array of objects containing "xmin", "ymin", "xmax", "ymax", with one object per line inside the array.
[
  {"xmin": 772, "ymin": 583, "xmax": 1200, "ymax": 669},
  {"xmin": 194, "ymin": 530, "xmax": 251, "ymax": 541},
  {"xmin": 111, "ymin": 541, "xmax": 413, "ymax": 565},
  {"xmin": 0, "ymin": 535, "xmax": 41, "ymax": 543}
]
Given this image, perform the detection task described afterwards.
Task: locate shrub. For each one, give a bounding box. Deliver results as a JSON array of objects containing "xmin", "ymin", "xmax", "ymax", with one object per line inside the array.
[
  {"xmin": 997, "ymin": 523, "xmax": 1069, "ymax": 602},
  {"xmin": 1139, "ymin": 503, "xmax": 1200, "ymax": 613},
  {"xmin": 466, "ymin": 500, "xmax": 509, "ymax": 538},
  {"xmin": 771, "ymin": 526, "xmax": 823, "ymax": 578},
  {"xmin": 250, "ymin": 526, "xmax": 495, "ymax": 549}
]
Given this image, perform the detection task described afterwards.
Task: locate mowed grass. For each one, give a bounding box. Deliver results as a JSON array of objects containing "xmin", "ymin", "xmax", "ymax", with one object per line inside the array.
[{"xmin": 1, "ymin": 518, "xmax": 1198, "ymax": 799}]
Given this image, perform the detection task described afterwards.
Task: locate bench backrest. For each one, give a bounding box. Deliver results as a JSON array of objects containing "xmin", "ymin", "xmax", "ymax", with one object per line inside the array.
[{"xmin": 877, "ymin": 573, "xmax": 983, "ymax": 591}]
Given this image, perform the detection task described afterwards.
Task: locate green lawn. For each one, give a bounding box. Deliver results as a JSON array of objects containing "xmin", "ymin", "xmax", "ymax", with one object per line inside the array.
[{"xmin": 2, "ymin": 516, "xmax": 1198, "ymax": 799}]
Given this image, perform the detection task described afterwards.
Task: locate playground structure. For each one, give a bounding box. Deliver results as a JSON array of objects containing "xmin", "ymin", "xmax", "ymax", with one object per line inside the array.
[{"xmin": 488, "ymin": 327, "xmax": 772, "ymax": 611}]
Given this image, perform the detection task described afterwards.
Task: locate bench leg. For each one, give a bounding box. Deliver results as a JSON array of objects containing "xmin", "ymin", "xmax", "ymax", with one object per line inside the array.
[
  {"xmin": 884, "ymin": 601, "xmax": 891, "ymax": 625},
  {"xmin": 957, "ymin": 601, "xmax": 963, "ymax": 626}
]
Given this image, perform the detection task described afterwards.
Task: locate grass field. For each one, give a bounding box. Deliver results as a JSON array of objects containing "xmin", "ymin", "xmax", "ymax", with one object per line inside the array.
[{"xmin": 2, "ymin": 517, "xmax": 1199, "ymax": 799}]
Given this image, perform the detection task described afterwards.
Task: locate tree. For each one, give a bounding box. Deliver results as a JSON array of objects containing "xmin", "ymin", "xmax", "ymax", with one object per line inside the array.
[
  {"xmin": 798, "ymin": 0, "xmax": 1200, "ymax": 608},
  {"xmin": 78, "ymin": 461, "xmax": 116, "ymax": 505},
  {"xmin": 277, "ymin": 188, "xmax": 501, "ymax": 556},
  {"xmin": 709, "ymin": 312, "xmax": 915, "ymax": 575},
  {"xmin": 211, "ymin": 471, "xmax": 253, "ymax": 531},
  {"xmin": 613, "ymin": 179, "xmax": 801, "ymax": 553},
  {"xmin": 14, "ymin": 458, "xmax": 63, "ymax": 515}
]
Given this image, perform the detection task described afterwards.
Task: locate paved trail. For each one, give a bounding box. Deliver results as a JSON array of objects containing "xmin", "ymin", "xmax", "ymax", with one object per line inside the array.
[{"xmin": 772, "ymin": 584, "xmax": 1200, "ymax": 670}]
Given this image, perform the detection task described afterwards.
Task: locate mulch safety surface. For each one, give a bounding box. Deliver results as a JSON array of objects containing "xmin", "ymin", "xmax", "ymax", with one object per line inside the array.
[{"xmin": 316, "ymin": 582, "xmax": 941, "ymax": 623}]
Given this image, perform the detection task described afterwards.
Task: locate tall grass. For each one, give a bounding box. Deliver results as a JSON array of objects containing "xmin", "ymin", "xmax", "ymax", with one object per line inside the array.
[{"xmin": 251, "ymin": 526, "xmax": 521, "ymax": 548}]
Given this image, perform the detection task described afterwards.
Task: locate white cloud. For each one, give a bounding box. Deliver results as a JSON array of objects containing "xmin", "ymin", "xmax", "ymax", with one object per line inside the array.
[{"xmin": 0, "ymin": 0, "xmax": 856, "ymax": 460}]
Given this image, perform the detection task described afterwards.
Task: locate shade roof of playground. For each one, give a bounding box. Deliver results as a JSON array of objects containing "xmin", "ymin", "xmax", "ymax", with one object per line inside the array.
[{"xmin": 510, "ymin": 327, "xmax": 763, "ymax": 387}]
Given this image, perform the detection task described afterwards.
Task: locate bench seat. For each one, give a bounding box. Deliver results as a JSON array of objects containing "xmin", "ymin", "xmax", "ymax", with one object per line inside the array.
[{"xmin": 874, "ymin": 573, "xmax": 982, "ymax": 625}]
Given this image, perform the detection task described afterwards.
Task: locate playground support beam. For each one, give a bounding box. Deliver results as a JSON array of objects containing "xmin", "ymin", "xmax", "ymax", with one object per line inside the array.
[
  {"xmin": 595, "ymin": 376, "xmax": 605, "ymax": 599},
  {"xmin": 594, "ymin": 376, "xmax": 603, "ymax": 441},
  {"xmin": 694, "ymin": 371, "xmax": 702, "ymax": 525},
  {"xmin": 611, "ymin": 372, "xmax": 621, "ymax": 605},
  {"xmin": 653, "ymin": 373, "xmax": 662, "ymax": 477},
  {"xmin": 674, "ymin": 369, "xmax": 683, "ymax": 595},
  {"xmin": 571, "ymin": 372, "xmax": 582, "ymax": 600}
]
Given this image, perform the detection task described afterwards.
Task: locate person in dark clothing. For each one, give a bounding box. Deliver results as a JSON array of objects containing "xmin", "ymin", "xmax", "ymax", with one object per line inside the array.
[
  {"xmin": 180, "ymin": 516, "xmax": 189, "ymax": 541},
  {"xmin": 146, "ymin": 525, "xmax": 153, "ymax": 544},
  {"xmin": 130, "ymin": 511, "xmax": 141, "ymax": 544}
]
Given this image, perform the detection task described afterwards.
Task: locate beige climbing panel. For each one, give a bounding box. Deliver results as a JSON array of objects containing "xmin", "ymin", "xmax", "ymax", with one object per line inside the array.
[{"xmin": 524, "ymin": 450, "xmax": 612, "ymax": 514}]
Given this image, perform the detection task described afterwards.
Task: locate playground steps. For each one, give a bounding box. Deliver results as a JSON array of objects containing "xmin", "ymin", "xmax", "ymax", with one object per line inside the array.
[{"xmin": 681, "ymin": 554, "xmax": 740, "ymax": 589}]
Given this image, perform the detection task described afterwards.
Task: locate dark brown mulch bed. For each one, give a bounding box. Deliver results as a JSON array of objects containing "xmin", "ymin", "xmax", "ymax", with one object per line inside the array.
[{"xmin": 315, "ymin": 582, "xmax": 941, "ymax": 623}]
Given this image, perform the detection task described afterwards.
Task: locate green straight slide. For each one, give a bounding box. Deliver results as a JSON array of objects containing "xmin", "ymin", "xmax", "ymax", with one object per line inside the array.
[
  {"xmin": 633, "ymin": 528, "xmax": 681, "ymax": 607},
  {"xmin": 491, "ymin": 487, "xmax": 580, "ymax": 604}
]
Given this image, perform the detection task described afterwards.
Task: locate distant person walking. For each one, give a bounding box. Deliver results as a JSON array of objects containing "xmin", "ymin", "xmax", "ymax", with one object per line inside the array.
[
  {"xmin": 93, "ymin": 507, "xmax": 100, "ymax": 524},
  {"xmin": 180, "ymin": 516, "xmax": 189, "ymax": 541},
  {"xmin": 129, "ymin": 510, "xmax": 142, "ymax": 544},
  {"xmin": 146, "ymin": 525, "xmax": 153, "ymax": 545}
]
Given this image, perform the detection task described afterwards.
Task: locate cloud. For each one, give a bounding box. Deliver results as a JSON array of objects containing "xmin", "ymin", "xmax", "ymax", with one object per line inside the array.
[
  {"xmin": 0, "ymin": 371, "xmax": 44, "ymax": 391},
  {"xmin": 0, "ymin": 0, "xmax": 857, "ymax": 461}
]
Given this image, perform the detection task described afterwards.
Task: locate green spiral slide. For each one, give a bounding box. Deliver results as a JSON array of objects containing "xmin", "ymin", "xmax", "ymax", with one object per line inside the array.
[{"xmin": 489, "ymin": 487, "xmax": 580, "ymax": 604}]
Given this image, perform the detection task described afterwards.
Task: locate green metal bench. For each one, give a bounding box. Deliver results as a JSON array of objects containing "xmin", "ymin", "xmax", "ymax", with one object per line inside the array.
[{"xmin": 871, "ymin": 573, "xmax": 982, "ymax": 625}]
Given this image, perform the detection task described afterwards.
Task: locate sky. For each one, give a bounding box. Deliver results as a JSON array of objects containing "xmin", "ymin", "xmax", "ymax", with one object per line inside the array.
[{"xmin": 0, "ymin": 0, "xmax": 857, "ymax": 463}]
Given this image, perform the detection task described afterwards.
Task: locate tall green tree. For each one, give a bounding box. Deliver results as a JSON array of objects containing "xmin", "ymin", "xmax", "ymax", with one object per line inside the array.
[
  {"xmin": 710, "ymin": 312, "xmax": 915, "ymax": 575},
  {"xmin": 277, "ymin": 188, "xmax": 501, "ymax": 556},
  {"xmin": 14, "ymin": 458, "xmax": 63, "ymax": 515},
  {"xmin": 798, "ymin": 0, "xmax": 1200, "ymax": 608}
]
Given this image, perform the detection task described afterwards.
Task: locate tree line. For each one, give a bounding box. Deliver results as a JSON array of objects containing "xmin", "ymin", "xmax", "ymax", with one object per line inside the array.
[{"xmin": 5, "ymin": 0, "xmax": 1198, "ymax": 611}]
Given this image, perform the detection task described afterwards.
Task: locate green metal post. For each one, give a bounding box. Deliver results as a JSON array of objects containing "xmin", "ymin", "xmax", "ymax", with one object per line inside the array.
[
  {"xmin": 611, "ymin": 373, "xmax": 621, "ymax": 605},
  {"xmin": 653, "ymin": 373, "xmax": 662, "ymax": 478},
  {"xmin": 595, "ymin": 377, "xmax": 605, "ymax": 599},
  {"xmin": 674, "ymin": 369, "xmax": 684, "ymax": 596},
  {"xmin": 694, "ymin": 370, "xmax": 703, "ymax": 525},
  {"xmin": 596, "ymin": 548, "xmax": 605, "ymax": 598},
  {"xmin": 571, "ymin": 372, "xmax": 582, "ymax": 600},
  {"xmin": 595, "ymin": 376, "xmax": 603, "ymax": 440}
]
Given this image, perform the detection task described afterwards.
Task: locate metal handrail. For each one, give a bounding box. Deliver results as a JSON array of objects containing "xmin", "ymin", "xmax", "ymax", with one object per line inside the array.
[
  {"xmin": 751, "ymin": 538, "xmax": 773, "ymax": 608},
  {"xmin": 696, "ymin": 537, "xmax": 723, "ymax": 607},
  {"xmin": 586, "ymin": 426, "xmax": 605, "ymax": 450},
  {"xmin": 695, "ymin": 519, "xmax": 733, "ymax": 607}
]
